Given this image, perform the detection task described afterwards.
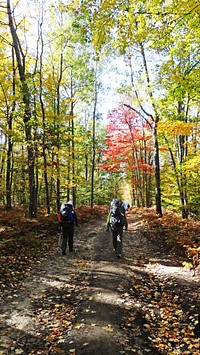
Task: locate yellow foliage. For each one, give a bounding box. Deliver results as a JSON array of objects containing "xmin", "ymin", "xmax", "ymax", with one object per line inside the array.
[
  {"xmin": 184, "ymin": 153, "xmax": 200, "ymax": 175},
  {"xmin": 158, "ymin": 120, "xmax": 195, "ymax": 136}
]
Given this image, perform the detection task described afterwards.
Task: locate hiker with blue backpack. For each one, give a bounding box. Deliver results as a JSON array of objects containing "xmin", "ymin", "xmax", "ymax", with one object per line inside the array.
[
  {"xmin": 58, "ymin": 201, "xmax": 78, "ymax": 255},
  {"xmin": 106, "ymin": 198, "xmax": 128, "ymax": 259}
]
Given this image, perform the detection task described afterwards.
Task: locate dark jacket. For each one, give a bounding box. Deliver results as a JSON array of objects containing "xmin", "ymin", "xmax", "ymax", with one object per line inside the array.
[{"xmin": 106, "ymin": 206, "xmax": 128, "ymax": 231}]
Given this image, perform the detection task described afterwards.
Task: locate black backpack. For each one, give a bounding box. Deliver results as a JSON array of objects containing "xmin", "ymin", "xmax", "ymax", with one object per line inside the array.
[{"xmin": 109, "ymin": 199, "xmax": 125, "ymax": 230}]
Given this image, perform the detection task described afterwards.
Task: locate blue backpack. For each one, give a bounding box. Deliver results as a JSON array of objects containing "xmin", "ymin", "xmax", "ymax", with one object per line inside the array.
[{"xmin": 60, "ymin": 204, "xmax": 74, "ymax": 224}]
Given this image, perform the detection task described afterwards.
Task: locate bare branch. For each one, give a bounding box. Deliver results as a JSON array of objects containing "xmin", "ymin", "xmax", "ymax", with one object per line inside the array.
[{"xmin": 123, "ymin": 103, "xmax": 153, "ymax": 129}]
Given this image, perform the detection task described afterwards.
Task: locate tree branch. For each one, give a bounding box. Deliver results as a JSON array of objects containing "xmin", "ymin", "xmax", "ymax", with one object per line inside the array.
[{"xmin": 123, "ymin": 103, "xmax": 153, "ymax": 129}]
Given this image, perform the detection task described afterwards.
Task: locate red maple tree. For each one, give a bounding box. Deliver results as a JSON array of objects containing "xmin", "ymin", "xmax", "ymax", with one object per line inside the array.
[{"xmin": 99, "ymin": 106, "xmax": 154, "ymax": 206}]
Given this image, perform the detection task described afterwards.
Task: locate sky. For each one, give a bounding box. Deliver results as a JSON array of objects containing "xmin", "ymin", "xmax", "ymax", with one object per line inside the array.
[
  {"xmin": 12, "ymin": 0, "xmax": 129, "ymax": 124},
  {"xmin": 99, "ymin": 57, "xmax": 129, "ymax": 122}
]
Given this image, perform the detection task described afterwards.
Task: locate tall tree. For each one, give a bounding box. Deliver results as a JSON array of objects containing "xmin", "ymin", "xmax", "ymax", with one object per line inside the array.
[
  {"xmin": 90, "ymin": 63, "xmax": 100, "ymax": 208},
  {"xmin": 5, "ymin": 47, "xmax": 16, "ymax": 210},
  {"xmin": 7, "ymin": 0, "xmax": 37, "ymax": 217},
  {"xmin": 36, "ymin": 2, "xmax": 50, "ymax": 214}
]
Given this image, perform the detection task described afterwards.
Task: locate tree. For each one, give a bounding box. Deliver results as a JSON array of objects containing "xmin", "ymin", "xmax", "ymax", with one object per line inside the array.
[
  {"xmin": 100, "ymin": 106, "xmax": 154, "ymax": 207},
  {"xmin": 7, "ymin": 0, "xmax": 37, "ymax": 217},
  {"xmin": 0, "ymin": 0, "xmax": 112, "ymax": 211},
  {"xmin": 77, "ymin": 0, "xmax": 200, "ymax": 216},
  {"xmin": 76, "ymin": 0, "xmax": 164, "ymax": 214},
  {"xmin": 33, "ymin": 0, "xmax": 51, "ymax": 214},
  {"xmin": 90, "ymin": 63, "xmax": 101, "ymax": 208},
  {"xmin": 5, "ymin": 47, "xmax": 16, "ymax": 210},
  {"xmin": 154, "ymin": 1, "xmax": 200, "ymax": 217}
]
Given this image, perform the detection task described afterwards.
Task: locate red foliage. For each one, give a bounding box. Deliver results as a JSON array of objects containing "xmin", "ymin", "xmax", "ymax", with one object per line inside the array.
[
  {"xmin": 99, "ymin": 106, "xmax": 154, "ymax": 176},
  {"xmin": 137, "ymin": 207, "xmax": 200, "ymax": 252},
  {"xmin": 76, "ymin": 205, "xmax": 108, "ymax": 222}
]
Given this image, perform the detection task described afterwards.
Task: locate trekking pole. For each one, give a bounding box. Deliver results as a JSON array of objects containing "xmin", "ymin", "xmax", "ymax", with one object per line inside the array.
[{"xmin": 57, "ymin": 226, "xmax": 62, "ymax": 254}]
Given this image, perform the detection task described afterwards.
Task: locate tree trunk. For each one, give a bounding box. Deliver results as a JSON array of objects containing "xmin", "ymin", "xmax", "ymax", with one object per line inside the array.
[
  {"xmin": 5, "ymin": 135, "xmax": 12, "ymax": 210},
  {"xmin": 67, "ymin": 121, "xmax": 71, "ymax": 202},
  {"xmin": 126, "ymin": 119, "xmax": 144, "ymax": 207},
  {"xmin": 3, "ymin": 49, "xmax": 15, "ymax": 209},
  {"xmin": 126, "ymin": 45, "xmax": 162, "ymax": 216},
  {"xmin": 7, "ymin": 0, "xmax": 37, "ymax": 218},
  {"xmin": 38, "ymin": 19, "xmax": 50, "ymax": 214},
  {"xmin": 91, "ymin": 71, "xmax": 98, "ymax": 208},
  {"xmin": 140, "ymin": 43, "xmax": 162, "ymax": 216},
  {"xmin": 56, "ymin": 53, "xmax": 63, "ymax": 212},
  {"xmin": 70, "ymin": 75, "xmax": 76, "ymax": 207},
  {"xmin": 154, "ymin": 125, "xmax": 162, "ymax": 216}
]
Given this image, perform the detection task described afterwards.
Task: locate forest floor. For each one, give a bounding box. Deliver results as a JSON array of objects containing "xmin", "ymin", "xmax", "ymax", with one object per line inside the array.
[{"xmin": 0, "ymin": 206, "xmax": 200, "ymax": 355}]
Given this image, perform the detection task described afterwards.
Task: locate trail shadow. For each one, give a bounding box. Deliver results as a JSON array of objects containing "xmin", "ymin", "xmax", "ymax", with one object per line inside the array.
[
  {"xmin": 1, "ymin": 218, "xmax": 198, "ymax": 355},
  {"xmin": 93, "ymin": 223, "xmax": 200, "ymax": 290},
  {"xmin": 0, "ymin": 324, "xmax": 47, "ymax": 354}
]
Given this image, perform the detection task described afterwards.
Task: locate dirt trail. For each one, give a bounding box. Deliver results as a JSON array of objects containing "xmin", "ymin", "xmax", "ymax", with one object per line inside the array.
[{"xmin": 0, "ymin": 216, "xmax": 199, "ymax": 355}]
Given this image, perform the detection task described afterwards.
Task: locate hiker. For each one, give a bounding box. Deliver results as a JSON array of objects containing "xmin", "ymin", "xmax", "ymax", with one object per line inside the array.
[
  {"xmin": 58, "ymin": 201, "xmax": 78, "ymax": 255},
  {"xmin": 106, "ymin": 198, "xmax": 128, "ymax": 258}
]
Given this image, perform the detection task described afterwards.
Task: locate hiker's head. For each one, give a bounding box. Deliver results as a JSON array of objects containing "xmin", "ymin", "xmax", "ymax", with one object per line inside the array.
[
  {"xmin": 112, "ymin": 198, "xmax": 121, "ymax": 206},
  {"xmin": 67, "ymin": 200, "xmax": 73, "ymax": 207}
]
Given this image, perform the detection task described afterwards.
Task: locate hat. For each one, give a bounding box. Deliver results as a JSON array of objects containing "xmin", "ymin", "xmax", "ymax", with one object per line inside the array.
[{"xmin": 67, "ymin": 201, "xmax": 73, "ymax": 206}]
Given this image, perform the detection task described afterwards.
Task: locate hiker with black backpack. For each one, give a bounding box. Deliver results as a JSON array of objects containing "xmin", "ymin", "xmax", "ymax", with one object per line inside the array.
[
  {"xmin": 58, "ymin": 201, "xmax": 78, "ymax": 255},
  {"xmin": 106, "ymin": 198, "xmax": 128, "ymax": 259}
]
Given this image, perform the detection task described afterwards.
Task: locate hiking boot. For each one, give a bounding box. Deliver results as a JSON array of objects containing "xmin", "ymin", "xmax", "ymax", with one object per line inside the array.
[
  {"xmin": 117, "ymin": 254, "xmax": 122, "ymax": 259},
  {"xmin": 62, "ymin": 251, "xmax": 66, "ymax": 255}
]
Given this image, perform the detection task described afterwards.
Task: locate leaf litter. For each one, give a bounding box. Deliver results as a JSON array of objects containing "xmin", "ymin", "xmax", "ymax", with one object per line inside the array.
[{"xmin": 0, "ymin": 206, "xmax": 199, "ymax": 354}]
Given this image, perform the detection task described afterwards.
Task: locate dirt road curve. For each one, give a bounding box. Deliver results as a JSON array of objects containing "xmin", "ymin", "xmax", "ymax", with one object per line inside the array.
[{"xmin": 0, "ymin": 216, "xmax": 199, "ymax": 354}]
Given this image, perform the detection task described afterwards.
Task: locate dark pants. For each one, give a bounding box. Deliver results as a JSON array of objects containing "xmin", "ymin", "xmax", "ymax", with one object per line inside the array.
[
  {"xmin": 61, "ymin": 225, "xmax": 74, "ymax": 253},
  {"xmin": 111, "ymin": 227, "xmax": 123, "ymax": 254}
]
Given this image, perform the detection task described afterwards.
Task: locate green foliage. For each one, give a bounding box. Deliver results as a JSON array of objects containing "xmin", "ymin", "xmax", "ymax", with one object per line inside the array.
[{"xmin": 0, "ymin": 0, "xmax": 200, "ymax": 216}]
